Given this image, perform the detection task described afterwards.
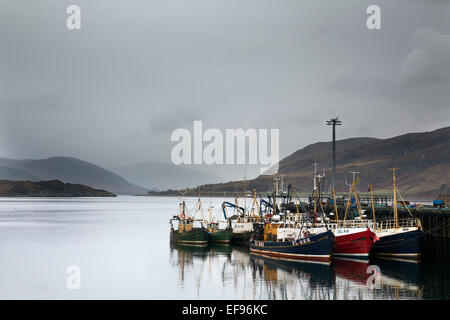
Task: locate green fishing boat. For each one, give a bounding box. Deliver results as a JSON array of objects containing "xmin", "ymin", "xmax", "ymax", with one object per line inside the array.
[
  {"xmin": 170, "ymin": 201, "xmax": 209, "ymax": 246},
  {"xmin": 208, "ymin": 223, "xmax": 232, "ymax": 244},
  {"xmin": 205, "ymin": 203, "xmax": 232, "ymax": 244}
]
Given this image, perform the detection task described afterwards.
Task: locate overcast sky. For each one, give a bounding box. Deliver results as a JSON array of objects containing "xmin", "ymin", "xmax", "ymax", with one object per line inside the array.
[{"xmin": 1, "ymin": 0, "xmax": 449, "ymax": 179}]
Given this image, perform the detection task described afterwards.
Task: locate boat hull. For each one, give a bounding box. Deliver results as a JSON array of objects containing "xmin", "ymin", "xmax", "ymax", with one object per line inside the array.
[
  {"xmin": 210, "ymin": 228, "xmax": 232, "ymax": 244},
  {"xmin": 231, "ymin": 231, "xmax": 252, "ymax": 243},
  {"xmin": 249, "ymin": 230, "xmax": 334, "ymax": 262},
  {"xmin": 170, "ymin": 227, "xmax": 209, "ymax": 246},
  {"xmin": 332, "ymin": 228, "xmax": 377, "ymax": 258},
  {"xmin": 371, "ymin": 229, "xmax": 423, "ymax": 257}
]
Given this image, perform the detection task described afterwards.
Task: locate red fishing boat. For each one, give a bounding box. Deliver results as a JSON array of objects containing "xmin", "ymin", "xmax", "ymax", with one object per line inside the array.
[
  {"xmin": 332, "ymin": 227, "xmax": 377, "ymax": 258},
  {"xmin": 328, "ymin": 174, "xmax": 378, "ymax": 258}
]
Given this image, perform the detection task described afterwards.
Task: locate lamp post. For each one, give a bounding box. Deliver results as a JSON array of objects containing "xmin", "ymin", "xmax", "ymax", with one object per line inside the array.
[{"xmin": 326, "ymin": 117, "xmax": 342, "ymax": 193}]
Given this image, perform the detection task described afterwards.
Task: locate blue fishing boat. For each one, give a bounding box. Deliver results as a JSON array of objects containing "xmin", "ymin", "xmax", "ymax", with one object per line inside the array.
[
  {"xmin": 250, "ymin": 229, "xmax": 334, "ymax": 262},
  {"xmin": 371, "ymin": 169, "xmax": 424, "ymax": 258},
  {"xmin": 250, "ymin": 177, "xmax": 334, "ymax": 263},
  {"xmin": 371, "ymin": 226, "xmax": 423, "ymax": 257},
  {"xmin": 250, "ymin": 220, "xmax": 335, "ymax": 263}
]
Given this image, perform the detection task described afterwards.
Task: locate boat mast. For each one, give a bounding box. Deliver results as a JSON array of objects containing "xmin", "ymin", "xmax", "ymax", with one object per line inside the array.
[
  {"xmin": 391, "ymin": 170, "xmax": 422, "ymax": 230},
  {"xmin": 196, "ymin": 188, "xmax": 205, "ymax": 222},
  {"xmin": 313, "ymin": 163, "xmax": 318, "ymax": 212},
  {"xmin": 234, "ymin": 195, "xmax": 240, "ymax": 217},
  {"xmin": 250, "ymin": 189, "xmax": 259, "ymax": 218},
  {"xmin": 392, "ymin": 168, "xmax": 398, "ymax": 229},
  {"xmin": 369, "ymin": 184, "xmax": 376, "ymax": 231},
  {"xmin": 293, "ymin": 187, "xmax": 300, "ymax": 215},
  {"xmin": 273, "ymin": 180, "xmax": 277, "ymax": 215},
  {"xmin": 343, "ymin": 172, "xmax": 363, "ymax": 223},
  {"xmin": 332, "ymin": 189, "xmax": 339, "ymax": 225},
  {"xmin": 351, "ymin": 173, "xmax": 363, "ymax": 219},
  {"xmin": 208, "ymin": 205, "xmax": 212, "ymax": 224},
  {"xmin": 243, "ymin": 173, "xmax": 247, "ymax": 217},
  {"xmin": 182, "ymin": 200, "xmax": 186, "ymax": 224}
]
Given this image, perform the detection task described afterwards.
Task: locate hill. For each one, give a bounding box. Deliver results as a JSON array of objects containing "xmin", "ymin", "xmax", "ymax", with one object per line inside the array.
[
  {"xmin": 0, "ymin": 166, "xmax": 42, "ymax": 181},
  {"xmin": 153, "ymin": 127, "xmax": 450, "ymax": 198},
  {"xmin": 0, "ymin": 180, "xmax": 116, "ymax": 197},
  {"xmin": 110, "ymin": 161, "xmax": 224, "ymax": 191},
  {"xmin": 0, "ymin": 157, "xmax": 147, "ymax": 195}
]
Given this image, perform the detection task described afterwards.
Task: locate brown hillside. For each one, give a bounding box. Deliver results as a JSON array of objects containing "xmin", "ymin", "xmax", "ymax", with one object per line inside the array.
[{"xmin": 155, "ymin": 127, "xmax": 450, "ymax": 199}]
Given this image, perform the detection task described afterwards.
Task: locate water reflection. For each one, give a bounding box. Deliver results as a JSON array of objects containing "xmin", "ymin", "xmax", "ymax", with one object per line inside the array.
[
  {"xmin": 369, "ymin": 257, "xmax": 423, "ymax": 299},
  {"xmin": 249, "ymin": 254, "xmax": 334, "ymax": 300},
  {"xmin": 169, "ymin": 243, "xmax": 432, "ymax": 300}
]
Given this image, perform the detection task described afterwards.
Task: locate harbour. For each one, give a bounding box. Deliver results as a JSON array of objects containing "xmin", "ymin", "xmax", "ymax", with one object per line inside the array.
[
  {"xmin": 166, "ymin": 165, "xmax": 450, "ymax": 300},
  {"xmin": 170, "ymin": 167, "xmax": 443, "ymax": 260},
  {"xmin": 1, "ymin": 195, "xmax": 448, "ymax": 299},
  {"xmin": 3, "ymin": 0, "xmax": 450, "ymax": 308}
]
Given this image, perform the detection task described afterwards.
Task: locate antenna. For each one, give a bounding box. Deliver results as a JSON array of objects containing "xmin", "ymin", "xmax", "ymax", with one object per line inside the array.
[
  {"xmin": 318, "ymin": 168, "xmax": 325, "ymax": 181},
  {"xmin": 313, "ymin": 163, "xmax": 318, "ymax": 191},
  {"xmin": 349, "ymin": 171, "xmax": 359, "ymax": 183},
  {"xmin": 349, "ymin": 171, "xmax": 360, "ymax": 192}
]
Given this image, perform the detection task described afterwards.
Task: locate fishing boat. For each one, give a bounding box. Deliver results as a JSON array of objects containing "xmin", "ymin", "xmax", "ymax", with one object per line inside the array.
[
  {"xmin": 205, "ymin": 205, "xmax": 232, "ymax": 244},
  {"xmin": 250, "ymin": 179, "xmax": 334, "ymax": 263},
  {"xmin": 371, "ymin": 220, "xmax": 423, "ymax": 257},
  {"xmin": 250, "ymin": 222, "xmax": 335, "ymax": 263},
  {"xmin": 371, "ymin": 169, "xmax": 424, "ymax": 258},
  {"xmin": 307, "ymin": 165, "xmax": 377, "ymax": 258},
  {"xmin": 208, "ymin": 223, "xmax": 232, "ymax": 244},
  {"xmin": 225, "ymin": 189, "xmax": 262, "ymax": 243},
  {"xmin": 169, "ymin": 200, "xmax": 209, "ymax": 246},
  {"xmin": 328, "ymin": 175, "xmax": 377, "ymax": 258},
  {"xmin": 332, "ymin": 226, "xmax": 377, "ymax": 258},
  {"xmin": 231, "ymin": 215, "xmax": 259, "ymax": 243}
]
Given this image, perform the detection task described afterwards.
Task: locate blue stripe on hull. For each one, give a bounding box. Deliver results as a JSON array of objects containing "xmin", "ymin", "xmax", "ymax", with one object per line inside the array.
[{"xmin": 371, "ymin": 229, "xmax": 423, "ymax": 256}]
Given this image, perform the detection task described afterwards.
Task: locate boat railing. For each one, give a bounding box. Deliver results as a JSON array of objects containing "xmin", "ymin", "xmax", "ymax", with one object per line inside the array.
[
  {"xmin": 376, "ymin": 218, "xmax": 420, "ymax": 230},
  {"xmin": 325, "ymin": 218, "xmax": 420, "ymax": 231},
  {"xmin": 326, "ymin": 219, "xmax": 376, "ymax": 230}
]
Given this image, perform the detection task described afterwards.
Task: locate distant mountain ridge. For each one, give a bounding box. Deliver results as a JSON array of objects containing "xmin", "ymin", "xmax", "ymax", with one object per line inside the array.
[
  {"xmin": 162, "ymin": 126, "xmax": 450, "ymax": 198},
  {"xmin": 0, "ymin": 157, "xmax": 147, "ymax": 195},
  {"xmin": 110, "ymin": 161, "xmax": 224, "ymax": 191},
  {"xmin": 0, "ymin": 179, "xmax": 116, "ymax": 197},
  {"xmin": 0, "ymin": 166, "xmax": 42, "ymax": 181},
  {"xmin": 275, "ymin": 127, "xmax": 450, "ymax": 197}
]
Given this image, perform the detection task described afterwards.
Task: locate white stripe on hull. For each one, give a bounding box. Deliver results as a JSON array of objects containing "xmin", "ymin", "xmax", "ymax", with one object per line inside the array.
[
  {"xmin": 331, "ymin": 252, "xmax": 369, "ymax": 257},
  {"xmin": 375, "ymin": 252, "xmax": 421, "ymax": 257},
  {"xmin": 251, "ymin": 252, "xmax": 331, "ymax": 266},
  {"xmin": 250, "ymin": 248, "xmax": 330, "ymax": 259},
  {"xmin": 177, "ymin": 240, "xmax": 208, "ymax": 244}
]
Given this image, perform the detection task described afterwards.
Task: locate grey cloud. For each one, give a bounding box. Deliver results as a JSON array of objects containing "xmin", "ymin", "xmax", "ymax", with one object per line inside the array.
[
  {"xmin": 399, "ymin": 28, "xmax": 450, "ymax": 86},
  {"xmin": 1, "ymin": 1, "xmax": 449, "ymax": 179}
]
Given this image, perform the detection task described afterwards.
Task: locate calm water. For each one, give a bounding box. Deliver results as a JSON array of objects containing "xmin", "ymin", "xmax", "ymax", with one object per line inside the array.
[{"xmin": 0, "ymin": 196, "xmax": 448, "ymax": 300}]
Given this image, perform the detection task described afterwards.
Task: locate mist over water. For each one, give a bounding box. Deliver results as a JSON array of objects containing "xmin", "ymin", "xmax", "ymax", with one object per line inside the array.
[{"xmin": 0, "ymin": 196, "xmax": 447, "ymax": 299}]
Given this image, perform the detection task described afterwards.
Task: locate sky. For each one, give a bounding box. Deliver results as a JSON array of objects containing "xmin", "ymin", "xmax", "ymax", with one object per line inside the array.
[{"xmin": 1, "ymin": 0, "xmax": 449, "ymax": 180}]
